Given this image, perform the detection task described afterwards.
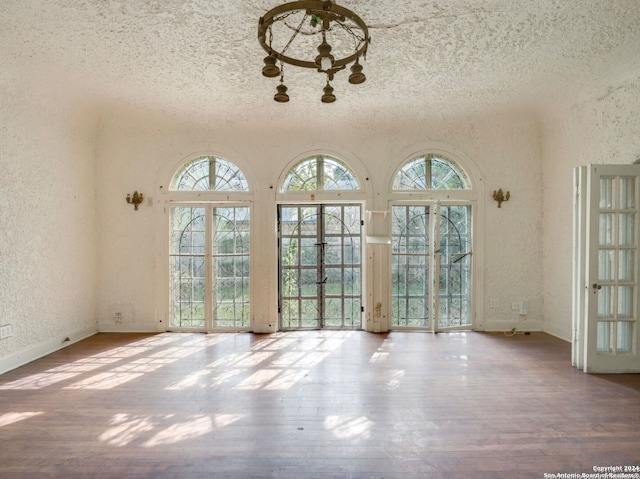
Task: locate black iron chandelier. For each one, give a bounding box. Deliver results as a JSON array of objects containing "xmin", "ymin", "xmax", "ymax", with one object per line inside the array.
[{"xmin": 258, "ymin": 0, "xmax": 370, "ymax": 103}]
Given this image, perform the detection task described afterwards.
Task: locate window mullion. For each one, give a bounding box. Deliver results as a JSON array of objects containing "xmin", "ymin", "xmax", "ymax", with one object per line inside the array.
[{"xmin": 205, "ymin": 205, "xmax": 213, "ymax": 331}]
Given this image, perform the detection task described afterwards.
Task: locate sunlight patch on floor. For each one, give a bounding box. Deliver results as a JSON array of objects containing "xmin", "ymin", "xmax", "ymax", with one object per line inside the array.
[
  {"xmin": 324, "ymin": 415, "xmax": 374, "ymax": 442},
  {"xmin": 0, "ymin": 411, "xmax": 44, "ymax": 428}
]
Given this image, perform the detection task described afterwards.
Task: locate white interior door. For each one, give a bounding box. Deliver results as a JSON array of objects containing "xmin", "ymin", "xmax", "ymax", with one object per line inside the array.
[{"xmin": 574, "ymin": 164, "xmax": 640, "ymax": 373}]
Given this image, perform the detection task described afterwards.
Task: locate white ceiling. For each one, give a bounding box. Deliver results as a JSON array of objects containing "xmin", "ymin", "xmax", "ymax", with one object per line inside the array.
[{"xmin": 3, "ymin": 0, "xmax": 640, "ymax": 127}]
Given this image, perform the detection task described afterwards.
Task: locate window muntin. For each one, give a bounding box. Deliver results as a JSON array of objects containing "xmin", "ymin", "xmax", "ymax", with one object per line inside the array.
[
  {"xmin": 282, "ymin": 155, "xmax": 359, "ymax": 191},
  {"xmin": 393, "ymin": 154, "xmax": 469, "ymax": 190},
  {"xmin": 171, "ymin": 156, "xmax": 249, "ymax": 192}
]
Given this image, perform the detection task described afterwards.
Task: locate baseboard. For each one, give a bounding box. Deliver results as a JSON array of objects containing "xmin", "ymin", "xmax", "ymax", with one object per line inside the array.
[
  {"xmin": 98, "ymin": 321, "xmax": 161, "ymax": 333},
  {"xmin": 0, "ymin": 325, "xmax": 98, "ymax": 376},
  {"xmin": 478, "ymin": 318, "xmax": 543, "ymax": 333},
  {"xmin": 541, "ymin": 326, "xmax": 571, "ymax": 343}
]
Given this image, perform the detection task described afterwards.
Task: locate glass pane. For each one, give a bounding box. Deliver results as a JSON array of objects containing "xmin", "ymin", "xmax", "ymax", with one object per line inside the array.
[
  {"xmin": 618, "ymin": 213, "xmax": 635, "ymax": 246},
  {"xmin": 597, "ymin": 286, "xmax": 613, "ymax": 318},
  {"xmin": 598, "ymin": 250, "xmax": 615, "ymax": 281},
  {"xmin": 213, "ymin": 159, "xmax": 249, "ymax": 191},
  {"xmin": 344, "ymin": 268, "xmax": 360, "ymax": 295},
  {"xmin": 300, "ymin": 238, "xmax": 318, "ymax": 265},
  {"xmin": 300, "ymin": 269, "xmax": 318, "ymax": 296},
  {"xmin": 283, "ymin": 159, "xmax": 317, "ymax": 191},
  {"xmin": 431, "ymin": 157, "xmax": 465, "ymax": 189},
  {"xmin": 344, "ymin": 237, "xmax": 360, "ymax": 264},
  {"xmin": 172, "ymin": 156, "xmax": 248, "ymax": 191},
  {"xmin": 324, "ymin": 238, "xmax": 342, "ymax": 265},
  {"xmin": 281, "ymin": 299, "xmax": 299, "ymax": 328},
  {"xmin": 281, "ymin": 268, "xmax": 299, "ymax": 296},
  {"xmin": 617, "ymin": 286, "xmax": 634, "ymax": 318},
  {"xmin": 324, "ymin": 298, "xmax": 343, "ymax": 325},
  {"xmin": 618, "ymin": 249, "xmax": 635, "ymax": 281},
  {"xmin": 393, "ymin": 155, "xmax": 469, "ymax": 190},
  {"xmin": 599, "ymin": 214, "xmax": 614, "ymax": 246},
  {"xmin": 281, "ymin": 238, "xmax": 298, "ymax": 266},
  {"xmin": 325, "ymin": 268, "xmax": 343, "ymax": 295},
  {"xmin": 393, "ymin": 158, "xmax": 428, "ymax": 190},
  {"xmin": 599, "ymin": 177, "xmax": 615, "ymax": 209},
  {"xmin": 597, "ymin": 321, "xmax": 613, "ymax": 353},
  {"xmin": 282, "ymin": 156, "xmax": 359, "ymax": 191},
  {"xmin": 343, "ymin": 297, "xmax": 361, "ymax": 328},
  {"xmin": 619, "ymin": 177, "xmax": 636, "ymax": 210},
  {"xmin": 617, "ymin": 322, "xmax": 633, "ymax": 353},
  {"xmin": 301, "ymin": 299, "xmax": 319, "ymax": 325},
  {"xmin": 322, "ymin": 157, "xmax": 358, "ymax": 190}
]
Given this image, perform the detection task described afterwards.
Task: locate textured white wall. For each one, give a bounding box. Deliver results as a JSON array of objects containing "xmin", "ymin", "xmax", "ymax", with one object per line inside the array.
[
  {"xmin": 94, "ymin": 105, "xmax": 544, "ymax": 334},
  {"xmin": 542, "ymin": 77, "xmax": 640, "ymax": 341},
  {"xmin": 0, "ymin": 81, "xmax": 99, "ymax": 372}
]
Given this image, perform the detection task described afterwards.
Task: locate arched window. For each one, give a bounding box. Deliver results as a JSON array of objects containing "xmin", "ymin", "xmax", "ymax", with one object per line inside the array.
[
  {"xmin": 277, "ymin": 154, "xmax": 363, "ymax": 330},
  {"xmin": 282, "ymin": 155, "xmax": 359, "ymax": 191},
  {"xmin": 390, "ymin": 151, "xmax": 475, "ymax": 331},
  {"xmin": 393, "ymin": 154, "xmax": 469, "ymax": 191},
  {"xmin": 171, "ymin": 156, "xmax": 249, "ymax": 192},
  {"xmin": 167, "ymin": 155, "xmax": 251, "ymax": 331}
]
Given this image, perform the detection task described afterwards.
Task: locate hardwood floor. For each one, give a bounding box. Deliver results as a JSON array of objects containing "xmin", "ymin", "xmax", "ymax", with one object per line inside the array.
[{"xmin": 0, "ymin": 331, "xmax": 639, "ymax": 478}]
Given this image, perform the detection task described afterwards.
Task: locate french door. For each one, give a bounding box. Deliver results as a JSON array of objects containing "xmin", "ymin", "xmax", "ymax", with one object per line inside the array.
[
  {"xmin": 168, "ymin": 204, "xmax": 250, "ymax": 331},
  {"xmin": 391, "ymin": 202, "xmax": 473, "ymax": 331},
  {"xmin": 573, "ymin": 165, "xmax": 640, "ymax": 372},
  {"xmin": 278, "ymin": 204, "xmax": 362, "ymax": 329}
]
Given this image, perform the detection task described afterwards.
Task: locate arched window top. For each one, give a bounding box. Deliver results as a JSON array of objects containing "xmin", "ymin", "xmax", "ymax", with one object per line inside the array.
[
  {"xmin": 393, "ymin": 154, "xmax": 471, "ymax": 191},
  {"xmin": 282, "ymin": 155, "xmax": 359, "ymax": 192},
  {"xmin": 171, "ymin": 156, "xmax": 249, "ymax": 192}
]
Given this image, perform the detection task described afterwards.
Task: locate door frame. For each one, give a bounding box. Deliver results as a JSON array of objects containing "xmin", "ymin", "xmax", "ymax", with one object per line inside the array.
[
  {"xmin": 277, "ymin": 202, "xmax": 364, "ymax": 330},
  {"xmin": 166, "ymin": 201, "xmax": 254, "ymax": 333}
]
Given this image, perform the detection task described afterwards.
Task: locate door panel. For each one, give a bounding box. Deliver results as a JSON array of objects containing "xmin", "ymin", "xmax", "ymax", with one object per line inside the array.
[
  {"xmin": 278, "ymin": 204, "xmax": 362, "ymax": 329},
  {"xmin": 575, "ymin": 165, "xmax": 640, "ymax": 372}
]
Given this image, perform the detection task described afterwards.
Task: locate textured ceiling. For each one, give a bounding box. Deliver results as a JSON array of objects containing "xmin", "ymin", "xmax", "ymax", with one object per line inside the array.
[{"xmin": 2, "ymin": 0, "xmax": 640, "ymax": 126}]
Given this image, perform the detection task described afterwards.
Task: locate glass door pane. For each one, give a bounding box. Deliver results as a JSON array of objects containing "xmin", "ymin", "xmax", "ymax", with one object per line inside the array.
[
  {"xmin": 391, "ymin": 205, "xmax": 431, "ymax": 327},
  {"xmin": 170, "ymin": 207, "xmax": 206, "ymax": 328},
  {"xmin": 211, "ymin": 207, "xmax": 250, "ymax": 328},
  {"xmin": 437, "ymin": 205, "xmax": 472, "ymax": 328}
]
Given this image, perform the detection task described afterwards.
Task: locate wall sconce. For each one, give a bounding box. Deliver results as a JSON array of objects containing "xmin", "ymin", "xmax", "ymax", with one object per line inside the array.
[
  {"xmin": 126, "ymin": 191, "xmax": 144, "ymax": 210},
  {"xmin": 492, "ymin": 188, "xmax": 510, "ymax": 208}
]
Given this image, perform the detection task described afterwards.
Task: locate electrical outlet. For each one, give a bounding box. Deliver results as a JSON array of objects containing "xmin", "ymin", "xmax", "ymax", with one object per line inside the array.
[
  {"xmin": 489, "ymin": 298, "xmax": 499, "ymax": 308},
  {"xmin": 0, "ymin": 324, "xmax": 12, "ymax": 340},
  {"xmin": 511, "ymin": 302, "xmax": 518, "ymax": 311}
]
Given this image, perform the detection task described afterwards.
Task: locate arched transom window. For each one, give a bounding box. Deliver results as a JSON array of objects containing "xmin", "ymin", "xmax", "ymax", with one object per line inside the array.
[
  {"xmin": 393, "ymin": 154, "xmax": 470, "ymax": 191},
  {"xmin": 282, "ymin": 155, "xmax": 359, "ymax": 191},
  {"xmin": 171, "ymin": 156, "xmax": 249, "ymax": 192}
]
